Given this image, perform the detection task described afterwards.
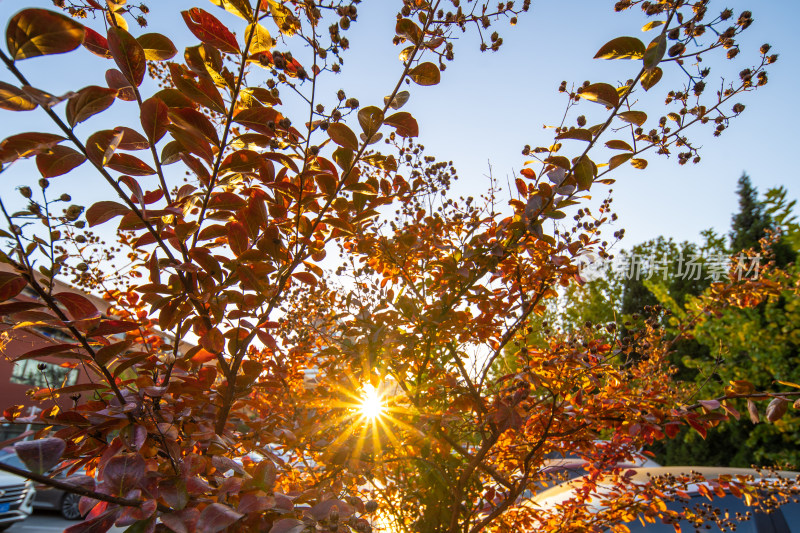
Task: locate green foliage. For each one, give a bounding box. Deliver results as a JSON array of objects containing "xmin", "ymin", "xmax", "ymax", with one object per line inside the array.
[{"xmin": 730, "ymin": 174, "xmax": 796, "ymax": 267}]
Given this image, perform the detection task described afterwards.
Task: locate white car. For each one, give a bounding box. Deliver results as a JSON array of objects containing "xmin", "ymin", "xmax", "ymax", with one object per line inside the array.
[{"xmin": 0, "ymin": 470, "xmax": 34, "ymax": 531}]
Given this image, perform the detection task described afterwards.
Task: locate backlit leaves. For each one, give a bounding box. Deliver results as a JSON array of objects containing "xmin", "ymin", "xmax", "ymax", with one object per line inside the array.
[
  {"xmin": 385, "ymin": 90, "xmax": 410, "ymax": 110},
  {"xmin": 86, "ymin": 201, "xmax": 129, "ymax": 227},
  {"xmin": 86, "ymin": 129, "xmax": 124, "ymax": 167},
  {"xmin": 108, "ymin": 27, "xmax": 146, "ymax": 87},
  {"xmin": 0, "ymin": 272, "xmax": 27, "ymax": 302},
  {"xmin": 580, "ymin": 83, "xmax": 620, "ymax": 107},
  {"xmin": 409, "ymin": 63, "xmax": 441, "ymax": 86},
  {"xmin": 641, "ymin": 66, "xmax": 663, "ymax": 91},
  {"xmin": 609, "ymin": 152, "xmax": 633, "ymax": 169},
  {"xmin": 643, "ymin": 35, "xmax": 666, "ymax": 70},
  {"xmin": 630, "ymin": 158, "xmax": 648, "ymax": 169},
  {"xmin": 594, "ymin": 36, "xmax": 646, "ymax": 60},
  {"xmin": 605, "ymin": 139, "xmax": 634, "ymax": 151},
  {"xmin": 618, "ymin": 110, "xmax": 648, "ymax": 126},
  {"xmin": 0, "ymin": 2, "xmax": 782, "ymax": 532},
  {"xmin": 396, "ymin": 18, "xmax": 423, "ymax": 45},
  {"xmin": 140, "ymin": 97, "xmax": 169, "ymax": 143},
  {"xmin": 209, "ymin": 0, "xmax": 254, "ymax": 21},
  {"xmin": 384, "ymin": 112, "xmax": 419, "ymax": 137},
  {"xmin": 265, "ymin": 0, "xmax": 300, "ymax": 36},
  {"xmin": 573, "ymin": 156, "xmax": 596, "ymax": 190},
  {"xmin": 54, "ymin": 292, "xmax": 99, "ymax": 320},
  {"xmin": 0, "ymin": 81, "xmax": 36, "ymax": 111},
  {"xmin": 82, "ymin": 27, "xmax": 111, "ymax": 58},
  {"xmin": 244, "ymin": 23, "xmax": 273, "ymax": 54},
  {"xmin": 332, "ymin": 147, "xmax": 353, "ymax": 170},
  {"xmin": 232, "ymin": 106, "xmax": 280, "ymax": 135},
  {"xmin": 106, "ymin": 153, "xmax": 156, "ymax": 176},
  {"xmin": 36, "ymin": 145, "xmax": 86, "ymax": 178},
  {"xmin": 66, "ymin": 86, "xmax": 118, "ymax": 127},
  {"xmin": 220, "ymin": 150, "xmax": 262, "ymax": 174},
  {"xmin": 106, "ymin": 69, "xmax": 136, "ymax": 101},
  {"xmin": 1, "ymin": 132, "xmax": 65, "ymax": 163},
  {"xmin": 6, "ymin": 9, "xmax": 85, "ymax": 61},
  {"xmin": 137, "ymin": 33, "xmax": 177, "ymax": 61},
  {"xmin": 182, "ymin": 8, "xmax": 240, "ymax": 55},
  {"xmin": 557, "ymin": 129, "xmax": 593, "ymax": 142},
  {"xmin": 358, "ymin": 106, "xmax": 384, "ymax": 138},
  {"xmin": 642, "ymin": 21, "xmax": 665, "ymax": 31},
  {"xmin": 327, "ymin": 123, "xmax": 359, "ymax": 151}
]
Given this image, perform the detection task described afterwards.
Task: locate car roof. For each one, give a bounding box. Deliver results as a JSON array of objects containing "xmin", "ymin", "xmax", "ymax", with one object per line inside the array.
[{"xmin": 531, "ymin": 466, "xmax": 800, "ymax": 507}]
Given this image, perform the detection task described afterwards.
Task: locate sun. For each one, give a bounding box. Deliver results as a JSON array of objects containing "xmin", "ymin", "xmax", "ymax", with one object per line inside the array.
[{"xmin": 359, "ymin": 383, "xmax": 386, "ymax": 420}]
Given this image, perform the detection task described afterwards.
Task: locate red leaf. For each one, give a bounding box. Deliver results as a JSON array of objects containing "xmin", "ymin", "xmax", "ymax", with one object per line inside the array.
[
  {"xmin": 0, "ymin": 81, "xmax": 37, "ymax": 111},
  {"xmin": 308, "ymin": 499, "xmax": 355, "ymax": 521},
  {"xmin": 169, "ymin": 107, "xmax": 220, "ymax": 146},
  {"xmin": 35, "ymin": 145, "xmax": 86, "ymax": 178},
  {"xmin": 686, "ymin": 416, "xmax": 707, "ymax": 439},
  {"xmin": 6, "ymin": 9, "xmax": 85, "ymax": 61},
  {"xmin": 269, "ymin": 518, "xmax": 305, "ymax": 533},
  {"xmin": 0, "ymin": 272, "xmax": 28, "ymax": 302},
  {"xmin": 140, "ymin": 97, "xmax": 169, "ymax": 144},
  {"xmin": 66, "ymin": 86, "xmax": 118, "ymax": 127},
  {"xmin": 14, "ymin": 437, "xmax": 66, "ymax": 474},
  {"xmin": 85, "ymin": 129, "xmax": 123, "ymax": 166},
  {"xmin": 106, "ymin": 153, "xmax": 156, "ymax": 175},
  {"xmin": 200, "ymin": 328, "xmax": 224, "ymax": 353},
  {"xmin": 292, "ymin": 272, "xmax": 317, "ymax": 286},
  {"xmin": 664, "ymin": 422, "xmax": 681, "ymax": 439},
  {"xmin": 114, "ymin": 126, "xmax": 150, "ymax": 150},
  {"xmin": 54, "ymin": 292, "xmax": 100, "ymax": 320},
  {"xmin": 698, "ymin": 399, "xmax": 721, "ymax": 411},
  {"xmin": 82, "ymin": 27, "xmax": 112, "ymax": 58},
  {"xmin": 227, "ymin": 221, "xmax": 249, "ymax": 257},
  {"xmin": 327, "ymin": 123, "xmax": 358, "ymax": 151},
  {"xmin": 137, "ymin": 32, "xmax": 177, "ymax": 61},
  {"xmin": 86, "ymin": 200, "xmax": 129, "ymax": 227},
  {"xmin": 87, "ymin": 319, "xmax": 139, "ymax": 337},
  {"xmin": 220, "ymin": 150, "xmax": 262, "ymax": 174},
  {"xmin": 107, "ymin": 27, "xmax": 146, "ymax": 87},
  {"xmin": 167, "ymin": 64, "xmax": 225, "ymax": 114},
  {"xmin": 105, "ymin": 69, "xmax": 136, "ymax": 101},
  {"xmin": 198, "ymin": 503, "xmax": 243, "ymax": 533},
  {"xmin": 162, "ymin": 508, "xmax": 200, "ymax": 533},
  {"xmin": 384, "ymin": 112, "xmax": 419, "ymax": 137},
  {"xmin": 181, "ymin": 9, "xmax": 241, "ymax": 55},
  {"xmin": 1, "ymin": 132, "xmax": 65, "ymax": 162},
  {"xmin": 409, "ymin": 62, "xmax": 440, "ymax": 86},
  {"xmin": 64, "ymin": 509, "xmax": 119, "ymax": 533},
  {"xmin": 103, "ymin": 453, "xmax": 145, "ymax": 495},
  {"xmin": 16, "ymin": 343, "xmax": 82, "ymax": 360},
  {"xmin": 233, "ymin": 107, "xmax": 280, "ymax": 137}
]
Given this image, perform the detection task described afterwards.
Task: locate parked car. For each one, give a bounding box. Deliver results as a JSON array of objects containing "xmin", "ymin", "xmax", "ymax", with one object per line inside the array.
[
  {"xmin": 530, "ymin": 466, "xmax": 800, "ymax": 532},
  {"xmin": 0, "ymin": 452, "xmax": 84, "ymax": 520},
  {"xmin": 0, "ymin": 469, "xmax": 34, "ymax": 531}
]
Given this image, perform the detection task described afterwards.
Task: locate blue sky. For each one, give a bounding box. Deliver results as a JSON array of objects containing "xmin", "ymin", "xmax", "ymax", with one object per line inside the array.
[{"xmin": 0, "ymin": 0, "xmax": 796, "ymax": 248}]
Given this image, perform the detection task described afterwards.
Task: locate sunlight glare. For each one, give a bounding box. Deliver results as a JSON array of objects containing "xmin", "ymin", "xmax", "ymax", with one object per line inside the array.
[{"xmin": 359, "ymin": 383, "xmax": 385, "ymax": 420}]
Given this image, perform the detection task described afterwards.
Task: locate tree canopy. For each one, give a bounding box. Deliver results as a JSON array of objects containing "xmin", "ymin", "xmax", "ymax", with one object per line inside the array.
[{"xmin": 0, "ymin": 1, "xmax": 797, "ymax": 532}]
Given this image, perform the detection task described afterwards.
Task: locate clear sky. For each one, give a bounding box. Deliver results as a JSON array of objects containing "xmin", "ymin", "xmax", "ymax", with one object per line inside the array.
[{"xmin": 0, "ymin": 0, "xmax": 796, "ymax": 248}]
